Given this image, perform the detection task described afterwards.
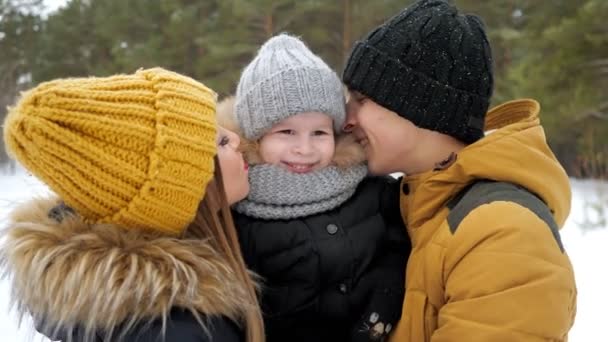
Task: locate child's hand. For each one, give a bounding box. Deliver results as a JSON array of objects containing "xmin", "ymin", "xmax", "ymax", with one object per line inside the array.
[
  {"xmin": 351, "ymin": 288, "xmax": 403, "ymax": 342},
  {"xmin": 352, "ymin": 311, "xmax": 394, "ymax": 342}
]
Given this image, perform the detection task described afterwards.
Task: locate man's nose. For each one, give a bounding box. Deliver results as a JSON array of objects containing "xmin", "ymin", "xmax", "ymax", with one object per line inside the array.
[{"xmin": 343, "ymin": 112, "xmax": 356, "ymax": 132}]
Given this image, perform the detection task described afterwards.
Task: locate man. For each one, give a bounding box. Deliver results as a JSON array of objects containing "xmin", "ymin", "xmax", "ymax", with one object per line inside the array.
[{"xmin": 342, "ymin": 0, "xmax": 577, "ymax": 341}]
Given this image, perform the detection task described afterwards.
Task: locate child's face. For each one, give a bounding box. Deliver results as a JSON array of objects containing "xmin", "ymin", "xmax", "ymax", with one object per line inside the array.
[{"xmin": 259, "ymin": 112, "xmax": 335, "ymax": 173}]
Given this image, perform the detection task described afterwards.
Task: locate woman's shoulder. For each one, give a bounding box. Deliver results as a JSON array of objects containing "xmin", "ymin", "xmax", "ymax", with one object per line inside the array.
[
  {"xmin": 35, "ymin": 309, "xmax": 243, "ymax": 342},
  {"xmin": 117, "ymin": 309, "xmax": 243, "ymax": 342},
  {"xmin": 130, "ymin": 309, "xmax": 242, "ymax": 342}
]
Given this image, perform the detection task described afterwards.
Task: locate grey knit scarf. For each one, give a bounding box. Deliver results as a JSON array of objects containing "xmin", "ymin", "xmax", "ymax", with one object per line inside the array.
[{"xmin": 234, "ymin": 164, "xmax": 368, "ymax": 220}]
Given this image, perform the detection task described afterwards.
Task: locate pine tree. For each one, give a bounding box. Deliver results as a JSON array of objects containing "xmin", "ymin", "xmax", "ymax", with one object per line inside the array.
[
  {"xmin": 3, "ymin": 0, "xmax": 605, "ymax": 177},
  {"xmin": 506, "ymin": 0, "xmax": 608, "ymax": 177},
  {"xmin": 0, "ymin": 0, "xmax": 43, "ymax": 170}
]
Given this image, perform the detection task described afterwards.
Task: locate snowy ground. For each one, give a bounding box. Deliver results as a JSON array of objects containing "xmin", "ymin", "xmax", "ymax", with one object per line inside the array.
[
  {"xmin": 1, "ymin": 172, "xmax": 606, "ymax": 341},
  {"xmin": 1, "ymin": 172, "xmax": 54, "ymax": 342}
]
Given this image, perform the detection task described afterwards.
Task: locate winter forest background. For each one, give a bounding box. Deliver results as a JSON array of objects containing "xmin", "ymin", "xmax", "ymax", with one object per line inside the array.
[
  {"xmin": 1, "ymin": 0, "xmax": 607, "ymax": 341},
  {"xmin": 1, "ymin": 0, "xmax": 607, "ymax": 178}
]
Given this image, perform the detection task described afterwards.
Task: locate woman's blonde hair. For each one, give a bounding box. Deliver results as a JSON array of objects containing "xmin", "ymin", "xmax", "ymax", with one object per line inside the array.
[{"xmin": 187, "ymin": 156, "xmax": 265, "ymax": 342}]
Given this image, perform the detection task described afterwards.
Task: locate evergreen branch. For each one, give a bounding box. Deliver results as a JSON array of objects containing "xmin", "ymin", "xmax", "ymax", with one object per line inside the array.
[{"xmin": 575, "ymin": 101, "xmax": 608, "ymax": 121}]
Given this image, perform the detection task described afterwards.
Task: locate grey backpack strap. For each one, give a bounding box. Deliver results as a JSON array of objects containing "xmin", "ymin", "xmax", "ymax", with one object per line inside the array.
[{"xmin": 446, "ymin": 181, "xmax": 564, "ymax": 253}]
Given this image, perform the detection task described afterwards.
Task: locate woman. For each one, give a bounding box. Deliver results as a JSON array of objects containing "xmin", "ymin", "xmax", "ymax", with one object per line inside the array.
[{"xmin": 1, "ymin": 68, "xmax": 264, "ymax": 342}]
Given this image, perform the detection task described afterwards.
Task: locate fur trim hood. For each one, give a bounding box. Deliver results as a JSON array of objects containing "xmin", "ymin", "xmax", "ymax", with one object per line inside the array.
[
  {"xmin": 217, "ymin": 96, "xmax": 366, "ymax": 168},
  {"xmin": 0, "ymin": 197, "xmax": 251, "ymax": 339}
]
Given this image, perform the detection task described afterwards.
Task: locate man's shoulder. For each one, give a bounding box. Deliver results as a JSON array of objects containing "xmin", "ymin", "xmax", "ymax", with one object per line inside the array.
[{"xmin": 445, "ymin": 180, "xmax": 564, "ymax": 253}]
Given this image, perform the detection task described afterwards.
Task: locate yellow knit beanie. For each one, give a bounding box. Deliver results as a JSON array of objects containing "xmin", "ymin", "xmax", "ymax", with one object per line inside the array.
[{"xmin": 3, "ymin": 68, "xmax": 218, "ymax": 235}]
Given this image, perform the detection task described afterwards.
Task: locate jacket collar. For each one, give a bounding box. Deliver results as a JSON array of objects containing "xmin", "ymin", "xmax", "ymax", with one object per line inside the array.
[
  {"xmin": 402, "ymin": 99, "xmax": 571, "ymax": 233},
  {"xmin": 1, "ymin": 197, "xmax": 250, "ymax": 337}
]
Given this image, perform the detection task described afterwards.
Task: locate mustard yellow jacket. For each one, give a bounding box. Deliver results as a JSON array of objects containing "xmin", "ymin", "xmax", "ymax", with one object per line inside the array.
[{"xmin": 389, "ymin": 99, "xmax": 577, "ymax": 342}]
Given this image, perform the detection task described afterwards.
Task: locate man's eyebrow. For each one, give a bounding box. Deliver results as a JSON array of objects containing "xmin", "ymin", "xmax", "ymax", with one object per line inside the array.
[{"xmin": 351, "ymin": 91, "xmax": 366, "ymax": 100}]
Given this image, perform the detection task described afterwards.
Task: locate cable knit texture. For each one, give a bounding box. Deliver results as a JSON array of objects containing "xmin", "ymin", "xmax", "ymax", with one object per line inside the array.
[
  {"xmin": 234, "ymin": 164, "xmax": 368, "ymax": 220},
  {"xmin": 235, "ymin": 34, "xmax": 345, "ymax": 140},
  {"xmin": 3, "ymin": 68, "xmax": 217, "ymax": 235},
  {"xmin": 343, "ymin": 0, "xmax": 493, "ymax": 144}
]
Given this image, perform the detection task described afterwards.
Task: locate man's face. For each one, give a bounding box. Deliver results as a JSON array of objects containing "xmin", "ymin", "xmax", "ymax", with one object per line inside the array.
[{"xmin": 343, "ymin": 91, "xmax": 419, "ymax": 175}]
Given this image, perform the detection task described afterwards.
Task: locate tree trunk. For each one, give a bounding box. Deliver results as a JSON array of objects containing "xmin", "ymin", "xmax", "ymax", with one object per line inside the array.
[
  {"xmin": 342, "ymin": 0, "xmax": 352, "ymax": 61},
  {"xmin": 264, "ymin": 12, "xmax": 274, "ymax": 38}
]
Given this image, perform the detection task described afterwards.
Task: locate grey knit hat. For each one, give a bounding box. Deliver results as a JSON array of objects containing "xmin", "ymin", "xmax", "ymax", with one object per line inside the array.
[{"xmin": 235, "ymin": 34, "xmax": 345, "ymax": 140}]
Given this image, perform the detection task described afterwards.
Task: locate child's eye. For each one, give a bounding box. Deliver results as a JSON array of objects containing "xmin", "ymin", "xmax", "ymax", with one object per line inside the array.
[
  {"xmin": 313, "ymin": 130, "xmax": 330, "ymax": 136},
  {"xmin": 278, "ymin": 129, "xmax": 295, "ymax": 135},
  {"xmin": 218, "ymin": 136, "xmax": 230, "ymax": 146}
]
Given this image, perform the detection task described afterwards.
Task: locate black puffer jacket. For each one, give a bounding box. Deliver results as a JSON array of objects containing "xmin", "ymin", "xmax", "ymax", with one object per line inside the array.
[
  {"xmin": 38, "ymin": 309, "xmax": 242, "ymax": 342},
  {"xmin": 234, "ymin": 176, "xmax": 410, "ymax": 342}
]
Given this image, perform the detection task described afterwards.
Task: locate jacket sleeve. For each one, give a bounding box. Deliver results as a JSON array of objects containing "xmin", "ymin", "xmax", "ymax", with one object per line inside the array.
[
  {"xmin": 377, "ymin": 175, "xmax": 411, "ymax": 287},
  {"xmin": 434, "ymin": 201, "xmax": 577, "ymax": 341},
  {"xmin": 352, "ymin": 176, "xmax": 410, "ymax": 341},
  {"xmin": 375, "ymin": 175, "xmax": 410, "ymax": 297}
]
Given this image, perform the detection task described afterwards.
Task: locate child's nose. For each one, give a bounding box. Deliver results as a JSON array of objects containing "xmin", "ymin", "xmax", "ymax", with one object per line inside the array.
[{"xmin": 293, "ymin": 137, "xmax": 314, "ymax": 155}]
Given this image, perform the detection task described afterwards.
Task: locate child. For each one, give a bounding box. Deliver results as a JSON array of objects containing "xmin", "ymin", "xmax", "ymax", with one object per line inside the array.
[{"xmin": 225, "ymin": 34, "xmax": 410, "ymax": 342}]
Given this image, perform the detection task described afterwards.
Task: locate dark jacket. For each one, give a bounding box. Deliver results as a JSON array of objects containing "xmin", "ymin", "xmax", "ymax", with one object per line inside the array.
[
  {"xmin": 234, "ymin": 176, "xmax": 410, "ymax": 342},
  {"xmin": 38, "ymin": 309, "xmax": 242, "ymax": 342},
  {"xmin": 1, "ymin": 198, "xmax": 251, "ymax": 342}
]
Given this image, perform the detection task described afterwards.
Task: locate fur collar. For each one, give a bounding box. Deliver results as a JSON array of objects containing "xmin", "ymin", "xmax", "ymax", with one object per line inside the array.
[
  {"xmin": 217, "ymin": 96, "xmax": 366, "ymax": 168},
  {"xmin": 1, "ymin": 197, "xmax": 250, "ymax": 338}
]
